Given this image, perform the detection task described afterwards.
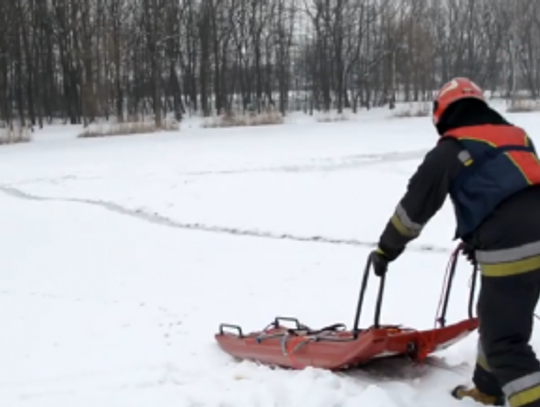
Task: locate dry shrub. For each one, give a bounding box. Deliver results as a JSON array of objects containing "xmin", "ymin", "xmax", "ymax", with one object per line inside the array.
[
  {"xmin": 392, "ymin": 102, "xmax": 431, "ymax": 118},
  {"xmin": 506, "ymin": 98, "xmax": 540, "ymax": 113},
  {"xmin": 78, "ymin": 120, "xmax": 179, "ymax": 138},
  {"xmin": 202, "ymin": 110, "xmax": 284, "ymax": 128},
  {"xmin": 0, "ymin": 124, "xmax": 32, "ymax": 145},
  {"xmin": 316, "ymin": 112, "xmax": 350, "ymax": 122}
]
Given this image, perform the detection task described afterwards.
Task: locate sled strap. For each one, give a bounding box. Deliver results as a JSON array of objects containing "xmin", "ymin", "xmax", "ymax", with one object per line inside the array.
[
  {"xmin": 280, "ymin": 333, "xmax": 312, "ymax": 356},
  {"xmin": 279, "ymin": 332, "xmax": 315, "ymax": 369}
]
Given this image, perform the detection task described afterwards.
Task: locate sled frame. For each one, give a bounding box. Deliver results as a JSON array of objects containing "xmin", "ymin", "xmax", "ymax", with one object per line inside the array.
[{"xmin": 218, "ymin": 245, "xmax": 479, "ymax": 344}]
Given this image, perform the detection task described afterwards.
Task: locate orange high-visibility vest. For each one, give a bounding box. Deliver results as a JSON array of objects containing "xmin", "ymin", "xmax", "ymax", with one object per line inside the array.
[{"xmin": 441, "ymin": 124, "xmax": 540, "ymax": 238}]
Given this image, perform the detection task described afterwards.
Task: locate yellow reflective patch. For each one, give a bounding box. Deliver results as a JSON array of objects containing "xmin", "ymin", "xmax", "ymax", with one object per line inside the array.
[
  {"xmin": 480, "ymin": 255, "xmax": 540, "ymax": 277},
  {"xmin": 509, "ymin": 384, "xmax": 540, "ymax": 407},
  {"xmin": 476, "ymin": 354, "xmax": 491, "ymax": 372},
  {"xmin": 464, "ymin": 159, "xmax": 473, "ymax": 166},
  {"xmin": 390, "ymin": 214, "xmax": 418, "ymax": 237}
]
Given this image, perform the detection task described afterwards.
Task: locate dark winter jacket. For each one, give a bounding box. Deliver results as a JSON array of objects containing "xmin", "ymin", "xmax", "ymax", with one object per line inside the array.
[{"xmin": 377, "ymin": 99, "xmax": 540, "ymax": 278}]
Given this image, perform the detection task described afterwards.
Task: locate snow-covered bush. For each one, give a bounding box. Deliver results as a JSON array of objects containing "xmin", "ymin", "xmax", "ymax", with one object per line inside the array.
[
  {"xmin": 506, "ymin": 98, "xmax": 540, "ymax": 113},
  {"xmin": 78, "ymin": 120, "xmax": 179, "ymax": 138},
  {"xmin": 392, "ymin": 102, "xmax": 431, "ymax": 118},
  {"xmin": 315, "ymin": 112, "xmax": 350, "ymax": 122},
  {"xmin": 202, "ymin": 109, "xmax": 284, "ymax": 128},
  {"xmin": 0, "ymin": 124, "xmax": 32, "ymax": 145}
]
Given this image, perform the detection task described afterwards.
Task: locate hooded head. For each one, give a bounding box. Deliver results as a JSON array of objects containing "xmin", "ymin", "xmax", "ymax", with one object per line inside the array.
[{"xmin": 433, "ymin": 77, "xmax": 510, "ymax": 135}]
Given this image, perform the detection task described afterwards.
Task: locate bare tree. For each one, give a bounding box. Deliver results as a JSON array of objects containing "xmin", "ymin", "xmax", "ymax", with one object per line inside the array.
[{"xmin": 0, "ymin": 0, "xmax": 538, "ymax": 127}]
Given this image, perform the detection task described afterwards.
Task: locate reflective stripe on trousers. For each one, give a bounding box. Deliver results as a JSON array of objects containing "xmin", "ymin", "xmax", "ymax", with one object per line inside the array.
[
  {"xmin": 477, "ymin": 339, "xmax": 490, "ymax": 372},
  {"xmin": 503, "ymin": 371, "xmax": 540, "ymax": 407},
  {"xmin": 476, "ymin": 241, "xmax": 540, "ymax": 277},
  {"xmin": 478, "ymin": 338, "xmax": 540, "ymax": 406}
]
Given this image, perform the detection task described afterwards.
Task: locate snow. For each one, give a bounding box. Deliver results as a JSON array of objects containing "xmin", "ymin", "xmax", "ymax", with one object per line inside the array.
[{"xmin": 1, "ymin": 108, "xmax": 540, "ymax": 406}]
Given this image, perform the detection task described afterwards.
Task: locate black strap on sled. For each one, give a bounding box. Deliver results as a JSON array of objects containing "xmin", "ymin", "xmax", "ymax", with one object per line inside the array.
[{"xmin": 352, "ymin": 245, "xmax": 478, "ymax": 339}]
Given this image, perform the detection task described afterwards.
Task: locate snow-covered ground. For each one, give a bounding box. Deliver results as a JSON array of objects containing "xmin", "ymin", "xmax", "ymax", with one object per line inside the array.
[{"xmin": 1, "ymin": 107, "xmax": 540, "ymax": 406}]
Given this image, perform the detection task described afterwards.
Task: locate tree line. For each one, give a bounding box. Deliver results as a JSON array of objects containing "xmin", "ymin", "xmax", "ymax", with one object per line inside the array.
[{"xmin": 0, "ymin": 0, "xmax": 538, "ymax": 128}]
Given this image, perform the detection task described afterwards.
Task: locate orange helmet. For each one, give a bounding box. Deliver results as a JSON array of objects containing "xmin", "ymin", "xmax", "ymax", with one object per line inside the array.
[{"xmin": 432, "ymin": 77, "xmax": 486, "ymax": 125}]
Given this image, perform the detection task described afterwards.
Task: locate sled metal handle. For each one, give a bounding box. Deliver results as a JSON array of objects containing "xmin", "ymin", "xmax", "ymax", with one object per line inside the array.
[
  {"xmin": 468, "ymin": 264, "xmax": 478, "ymax": 319},
  {"xmin": 352, "ymin": 254, "xmax": 385, "ymax": 337},
  {"xmin": 352, "ymin": 243, "xmax": 479, "ymax": 338},
  {"xmin": 219, "ymin": 323, "xmax": 244, "ymax": 337},
  {"xmin": 273, "ymin": 317, "xmax": 304, "ymax": 329},
  {"xmin": 437, "ymin": 244, "xmax": 479, "ymax": 327}
]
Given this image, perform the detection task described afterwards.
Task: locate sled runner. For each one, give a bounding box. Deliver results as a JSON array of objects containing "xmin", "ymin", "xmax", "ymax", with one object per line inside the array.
[{"xmin": 215, "ymin": 245, "xmax": 479, "ymax": 371}]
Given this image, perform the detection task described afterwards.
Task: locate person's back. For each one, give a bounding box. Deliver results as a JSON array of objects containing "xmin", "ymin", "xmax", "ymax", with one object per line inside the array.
[
  {"xmin": 369, "ymin": 77, "xmax": 540, "ymax": 407},
  {"xmin": 437, "ymin": 99, "xmax": 540, "ymax": 280}
]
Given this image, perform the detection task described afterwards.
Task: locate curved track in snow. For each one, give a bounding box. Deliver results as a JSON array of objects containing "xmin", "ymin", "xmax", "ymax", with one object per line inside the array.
[{"xmin": 0, "ymin": 184, "xmax": 447, "ymax": 254}]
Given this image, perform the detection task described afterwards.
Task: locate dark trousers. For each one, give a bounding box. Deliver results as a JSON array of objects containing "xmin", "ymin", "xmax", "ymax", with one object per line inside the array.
[{"xmin": 474, "ymin": 273, "xmax": 540, "ymax": 407}]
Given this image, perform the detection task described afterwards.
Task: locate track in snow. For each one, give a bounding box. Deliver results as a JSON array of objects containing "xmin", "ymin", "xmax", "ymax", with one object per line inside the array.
[{"xmin": 0, "ymin": 183, "xmax": 446, "ymax": 254}]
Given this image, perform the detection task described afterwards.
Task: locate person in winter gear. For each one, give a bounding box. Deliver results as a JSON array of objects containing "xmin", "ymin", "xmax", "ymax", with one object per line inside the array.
[{"xmin": 370, "ymin": 77, "xmax": 540, "ymax": 407}]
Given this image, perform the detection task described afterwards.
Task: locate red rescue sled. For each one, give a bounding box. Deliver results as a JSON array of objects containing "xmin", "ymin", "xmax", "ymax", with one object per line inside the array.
[{"xmin": 215, "ymin": 245, "xmax": 479, "ymax": 370}]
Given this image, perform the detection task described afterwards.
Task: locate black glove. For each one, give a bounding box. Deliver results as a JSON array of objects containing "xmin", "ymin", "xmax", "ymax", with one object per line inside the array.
[
  {"xmin": 460, "ymin": 242, "xmax": 477, "ymax": 266},
  {"xmin": 370, "ymin": 248, "xmax": 390, "ymax": 277}
]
